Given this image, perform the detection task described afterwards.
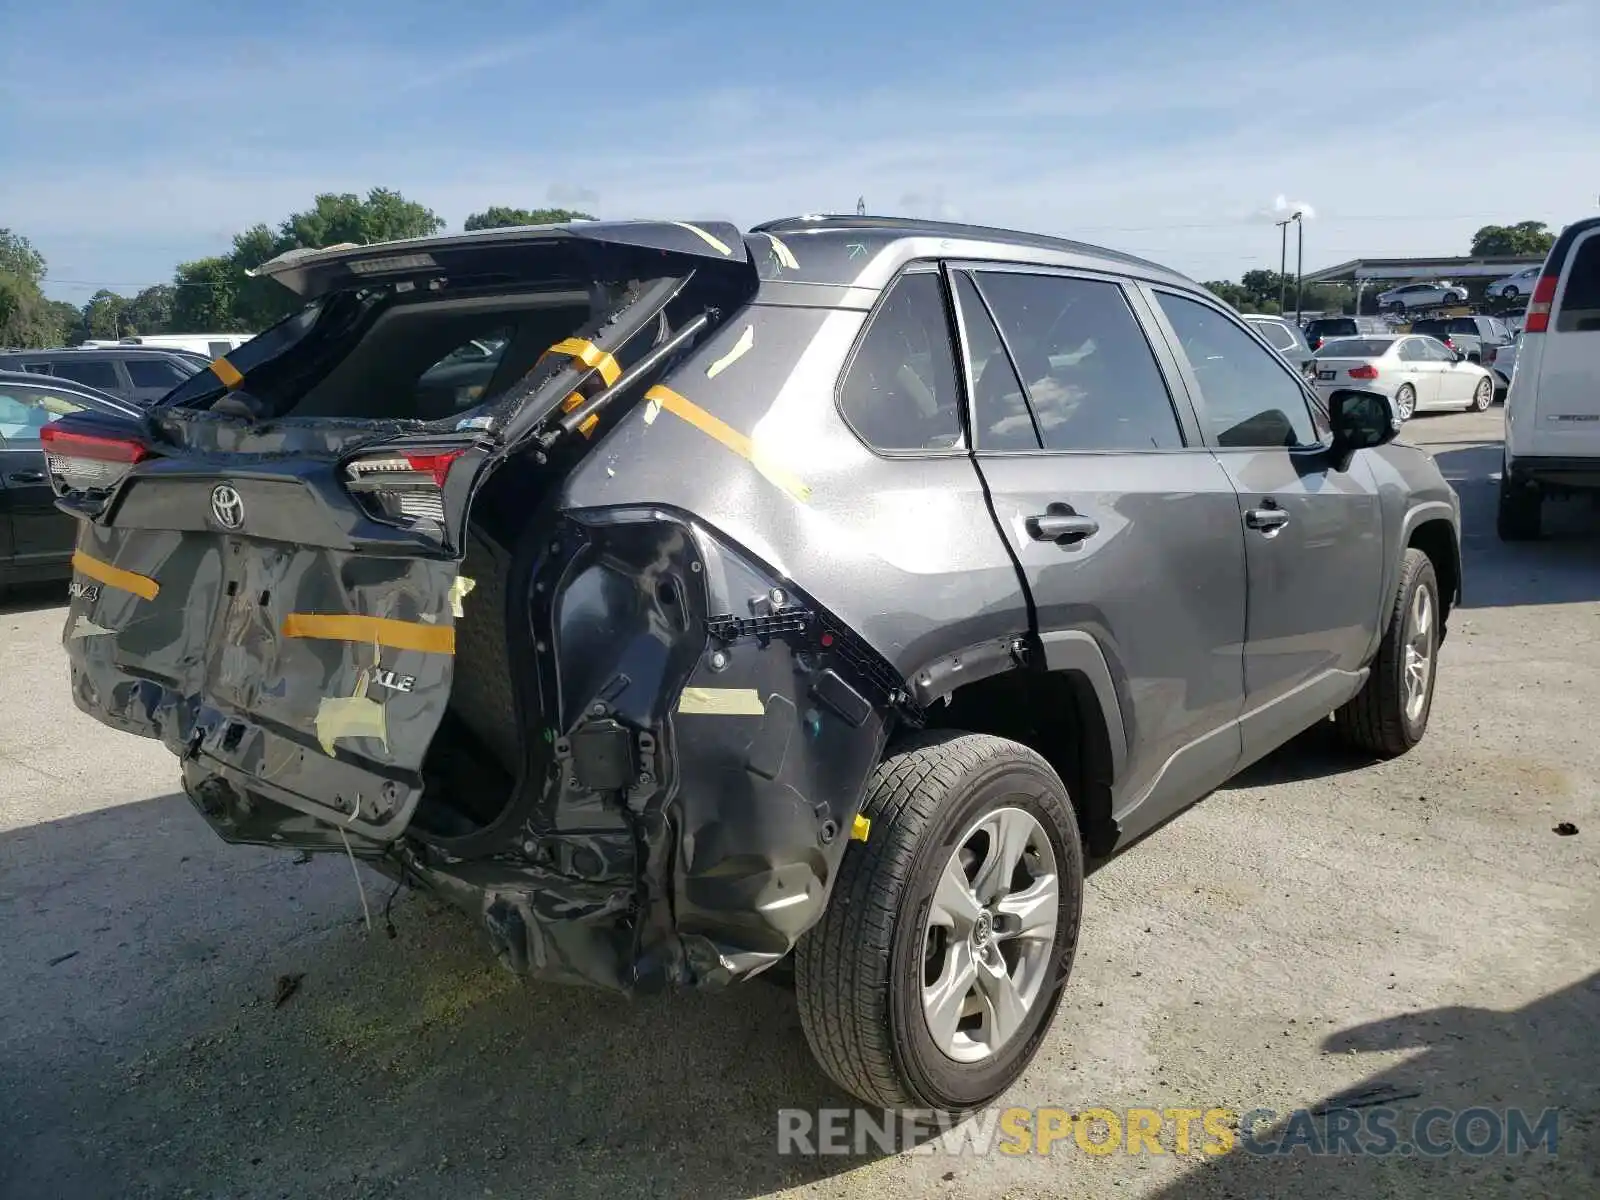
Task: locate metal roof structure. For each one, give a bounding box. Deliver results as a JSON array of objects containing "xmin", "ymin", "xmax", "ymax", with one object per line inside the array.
[{"xmin": 1304, "ymin": 254, "xmax": 1545, "ymax": 285}]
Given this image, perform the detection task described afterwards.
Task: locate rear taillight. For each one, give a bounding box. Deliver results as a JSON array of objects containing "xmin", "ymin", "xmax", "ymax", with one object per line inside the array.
[
  {"xmin": 39, "ymin": 426, "xmax": 150, "ymax": 493},
  {"xmin": 343, "ymin": 448, "xmax": 467, "ymax": 527},
  {"xmin": 1525, "ymin": 274, "xmax": 1558, "ymax": 333},
  {"xmin": 1348, "ymin": 364, "xmax": 1380, "ymax": 380},
  {"xmin": 1442, "ymin": 337, "xmax": 1456, "ymax": 351},
  {"xmin": 1312, "ymin": 337, "xmax": 1324, "ymax": 350}
]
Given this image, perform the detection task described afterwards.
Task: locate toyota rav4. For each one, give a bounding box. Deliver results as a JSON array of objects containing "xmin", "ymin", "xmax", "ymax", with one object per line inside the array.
[{"xmin": 45, "ymin": 216, "xmax": 1462, "ymax": 1112}]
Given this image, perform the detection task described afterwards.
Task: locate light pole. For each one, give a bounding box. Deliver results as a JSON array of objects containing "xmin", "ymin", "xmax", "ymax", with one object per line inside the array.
[
  {"xmin": 1275, "ymin": 218, "xmax": 1291, "ymax": 312},
  {"xmin": 1292, "ymin": 210, "xmax": 1305, "ymax": 323}
]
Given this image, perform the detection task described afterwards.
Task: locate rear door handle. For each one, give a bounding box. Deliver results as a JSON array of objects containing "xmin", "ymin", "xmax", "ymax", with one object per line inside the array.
[
  {"xmin": 1026, "ymin": 511, "xmax": 1100, "ymax": 545},
  {"xmin": 1245, "ymin": 504, "xmax": 1289, "ymax": 532},
  {"xmin": 6, "ymin": 471, "xmax": 45, "ymax": 484}
]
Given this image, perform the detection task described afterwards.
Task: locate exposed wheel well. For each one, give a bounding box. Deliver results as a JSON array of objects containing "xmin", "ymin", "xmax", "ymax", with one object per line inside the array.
[
  {"xmin": 1407, "ymin": 518, "xmax": 1459, "ymax": 623},
  {"xmin": 915, "ymin": 668, "xmax": 1119, "ymax": 857}
]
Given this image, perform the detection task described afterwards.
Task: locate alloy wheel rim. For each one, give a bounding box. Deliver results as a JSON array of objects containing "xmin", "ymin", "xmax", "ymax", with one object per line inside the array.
[
  {"xmin": 1403, "ymin": 584, "xmax": 1434, "ymax": 723},
  {"xmin": 1475, "ymin": 380, "xmax": 1491, "ymax": 410},
  {"xmin": 921, "ymin": 805, "xmax": 1058, "ymax": 1064},
  {"xmin": 1397, "ymin": 387, "xmax": 1415, "ymax": 420}
]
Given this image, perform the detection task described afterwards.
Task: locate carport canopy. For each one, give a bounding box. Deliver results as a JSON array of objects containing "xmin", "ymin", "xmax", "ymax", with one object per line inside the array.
[{"xmin": 1304, "ymin": 255, "xmax": 1546, "ymax": 284}]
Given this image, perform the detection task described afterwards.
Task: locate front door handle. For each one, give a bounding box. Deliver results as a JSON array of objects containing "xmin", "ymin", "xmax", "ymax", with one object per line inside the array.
[
  {"xmin": 1245, "ymin": 503, "xmax": 1290, "ymax": 532},
  {"xmin": 1026, "ymin": 510, "xmax": 1100, "ymax": 545},
  {"xmin": 6, "ymin": 470, "xmax": 45, "ymax": 484}
]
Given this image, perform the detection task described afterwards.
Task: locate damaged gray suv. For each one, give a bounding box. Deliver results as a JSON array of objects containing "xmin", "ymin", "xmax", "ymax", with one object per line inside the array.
[{"xmin": 46, "ymin": 216, "xmax": 1462, "ymax": 1112}]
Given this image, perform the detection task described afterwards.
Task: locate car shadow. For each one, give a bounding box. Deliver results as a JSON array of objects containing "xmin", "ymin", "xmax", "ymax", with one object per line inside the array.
[
  {"xmin": 1148, "ymin": 971, "xmax": 1600, "ymax": 1196},
  {"xmin": 0, "ymin": 579, "xmax": 68, "ymax": 615},
  {"xmin": 1430, "ymin": 442, "xmax": 1600, "ymax": 609},
  {"xmin": 0, "ymin": 795, "xmax": 870, "ymax": 1199}
]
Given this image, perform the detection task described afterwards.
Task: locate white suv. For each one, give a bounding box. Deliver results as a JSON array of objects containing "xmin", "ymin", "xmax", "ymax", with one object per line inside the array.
[{"xmin": 1499, "ymin": 216, "xmax": 1600, "ymax": 540}]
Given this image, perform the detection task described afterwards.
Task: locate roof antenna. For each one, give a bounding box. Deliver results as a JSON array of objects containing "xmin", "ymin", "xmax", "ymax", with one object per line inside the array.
[{"xmin": 856, "ymin": 196, "xmax": 866, "ymax": 216}]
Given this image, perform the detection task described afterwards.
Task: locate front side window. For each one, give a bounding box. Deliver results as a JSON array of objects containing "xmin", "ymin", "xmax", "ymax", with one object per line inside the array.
[
  {"xmin": 124, "ymin": 358, "xmax": 189, "ymax": 388},
  {"xmin": 0, "ymin": 385, "xmax": 86, "ymax": 446},
  {"xmin": 1156, "ymin": 292, "xmax": 1319, "ymax": 449},
  {"xmin": 972, "ymin": 271, "xmax": 1182, "ymax": 451},
  {"xmin": 838, "ymin": 272, "xmax": 964, "ymax": 452},
  {"xmin": 1397, "ymin": 339, "xmax": 1427, "ymax": 362}
]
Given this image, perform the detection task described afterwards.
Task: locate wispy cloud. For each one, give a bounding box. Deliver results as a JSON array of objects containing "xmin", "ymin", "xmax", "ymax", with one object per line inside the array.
[{"xmin": 5, "ymin": 0, "xmax": 1594, "ymax": 297}]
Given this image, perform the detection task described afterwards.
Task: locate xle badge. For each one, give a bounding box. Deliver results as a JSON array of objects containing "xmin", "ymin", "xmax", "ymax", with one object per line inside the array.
[{"xmin": 370, "ymin": 668, "xmax": 417, "ymax": 694}]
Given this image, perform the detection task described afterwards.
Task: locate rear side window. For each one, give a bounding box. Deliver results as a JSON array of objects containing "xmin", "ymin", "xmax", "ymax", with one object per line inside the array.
[
  {"xmin": 124, "ymin": 358, "xmax": 189, "ymax": 388},
  {"xmin": 1254, "ymin": 321, "xmax": 1297, "ymax": 351},
  {"xmin": 971, "ymin": 271, "xmax": 1182, "ymax": 451},
  {"xmin": 952, "ymin": 273, "xmax": 1037, "ymax": 450},
  {"xmin": 0, "ymin": 385, "xmax": 86, "ymax": 446},
  {"xmin": 838, "ymin": 272, "xmax": 964, "ymax": 452},
  {"xmin": 1556, "ymin": 235, "xmax": 1600, "ymax": 333},
  {"xmin": 46, "ymin": 359, "xmax": 120, "ymax": 391},
  {"xmin": 1157, "ymin": 292, "xmax": 1318, "ymax": 449}
]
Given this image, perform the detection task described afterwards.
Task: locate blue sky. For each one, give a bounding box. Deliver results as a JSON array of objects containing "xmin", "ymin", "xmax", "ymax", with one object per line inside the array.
[{"xmin": 3, "ymin": 0, "xmax": 1595, "ymax": 304}]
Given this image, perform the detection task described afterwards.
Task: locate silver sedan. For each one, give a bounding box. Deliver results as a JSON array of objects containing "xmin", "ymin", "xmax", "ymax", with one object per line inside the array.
[{"xmin": 1312, "ymin": 334, "xmax": 1495, "ymax": 420}]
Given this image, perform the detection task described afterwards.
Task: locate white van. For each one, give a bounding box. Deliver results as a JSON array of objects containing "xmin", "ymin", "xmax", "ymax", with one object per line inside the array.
[
  {"xmin": 113, "ymin": 333, "xmax": 253, "ymax": 359},
  {"xmin": 1499, "ymin": 215, "xmax": 1600, "ymax": 540}
]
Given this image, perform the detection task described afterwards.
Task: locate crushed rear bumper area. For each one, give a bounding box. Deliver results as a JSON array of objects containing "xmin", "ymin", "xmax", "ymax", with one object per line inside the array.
[{"xmin": 74, "ymin": 509, "xmax": 901, "ymax": 993}]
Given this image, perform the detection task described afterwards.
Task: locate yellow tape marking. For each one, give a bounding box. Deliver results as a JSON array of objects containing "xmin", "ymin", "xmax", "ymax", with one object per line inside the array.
[
  {"xmin": 765, "ymin": 233, "xmax": 799, "ymax": 270},
  {"xmin": 447, "ymin": 575, "xmax": 476, "ymax": 619},
  {"xmin": 545, "ymin": 337, "xmax": 621, "ymax": 386},
  {"xmin": 644, "ymin": 385, "xmax": 811, "ymax": 503},
  {"xmin": 671, "ymin": 221, "xmax": 733, "ymax": 256},
  {"xmin": 209, "ymin": 357, "xmax": 244, "ymax": 389},
  {"xmin": 706, "ymin": 324, "xmax": 754, "ymax": 379},
  {"xmin": 281, "ymin": 613, "xmax": 455, "ymax": 655},
  {"xmin": 72, "ymin": 550, "xmax": 159, "ymax": 600},
  {"xmin": 676, "ymin": 686, "xmax": 765, "ymax": 716},
  {"xmin": 315, "ymin": 694, "xmax": 388, "ymax": 756},
  {"xmin": 851, "ymin": 814, "xmax": 871, "ymax": 843}
]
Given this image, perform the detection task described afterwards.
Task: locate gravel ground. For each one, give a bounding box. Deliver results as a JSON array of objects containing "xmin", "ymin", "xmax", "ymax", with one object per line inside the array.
[{"xmin": 3, "ymin": 408, "xmax": 1597, "ymax": 1199}]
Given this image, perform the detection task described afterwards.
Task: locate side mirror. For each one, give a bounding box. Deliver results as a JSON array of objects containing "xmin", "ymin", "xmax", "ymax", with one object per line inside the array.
[{"xmin": 1328, "ymin": 388, "xmax": 1399, "ymax": 467}]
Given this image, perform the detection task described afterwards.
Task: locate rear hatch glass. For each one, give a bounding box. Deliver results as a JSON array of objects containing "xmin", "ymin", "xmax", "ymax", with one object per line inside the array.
[
  {"xmin": 1556, "ymin": 235, "xmax": 1600, "ymax": 333},
  {"xmin": 52, "ymin": 225, "xmax": 754, "ymax": 846}
]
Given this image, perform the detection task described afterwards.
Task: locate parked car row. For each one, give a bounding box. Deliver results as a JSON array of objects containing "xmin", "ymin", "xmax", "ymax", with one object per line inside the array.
[
  {"xmin": 0, "ymin": 346, "xmax": 206, "ymax": 406},
  {"xmin": 0, "ymin": 369, "xmax": 140, "ymax": 593}
]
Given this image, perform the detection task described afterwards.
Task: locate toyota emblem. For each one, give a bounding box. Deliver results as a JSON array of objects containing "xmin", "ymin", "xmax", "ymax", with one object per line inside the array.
[{"xmin": 210, "ymin": 483, "xmax": 245, "ymax": 530}]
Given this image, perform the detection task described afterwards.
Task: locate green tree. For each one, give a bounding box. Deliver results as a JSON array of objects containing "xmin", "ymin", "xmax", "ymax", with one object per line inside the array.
[
  {"xmin": 1470, "ymin": 221, "xmax": 1555, "ymax": 257},
  {"xmin": 41, "ymin": 299, "xmax": 81, "ymax": 345},
  {"xmin": 123, "ymin": 284, "xmax": 176, "ymax": 335},
  {"xmin": 463, "ymin": 206, "xmax": 595, "ymax": 230},
  {"xmin": 277, "ymin": 188, "xmax": 444, "ymax": 251},
  {"xmin": 0, "ymin": 229, "xmax": 59, "ymax": 347},
  {"xmin": 82, "ymin": 289, "xmax": 130, "ymax": 340},
  {"xmin": 1203, "ymin": 280, "xmax": 1250, "ymax": 310},
  {"xmin": 170, "ymin": 257, "xmax": 244, "ymax": 333}
]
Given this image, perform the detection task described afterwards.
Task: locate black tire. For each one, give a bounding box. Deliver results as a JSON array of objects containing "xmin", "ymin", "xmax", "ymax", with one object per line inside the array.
[
  {"xmin": 1335, "ymin": 548, "xmax": 1440, "ymax": 758},
  {"xmin": 1470, "ymin": 377, "xmax": 1493, "ymax": 412},
  {"xmin": 794, "ymin": 731, "xmax": 1084, "ymax": 1112},
  {"xmin": 1394, "ymin": 383, "xmax": 1417, "ymax": 422},
  {"xmin": 1497, "ymin": 470, "xmax": 1543, "ymax": 541},
  {"xmin": 1503, "ymin": 286, "xmax": 1520, "ymax": 300}
]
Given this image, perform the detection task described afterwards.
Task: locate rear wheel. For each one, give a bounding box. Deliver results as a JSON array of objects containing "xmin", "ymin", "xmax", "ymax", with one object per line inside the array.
[
  {"xmin": 1497, "ymin": 469, "xmax": 1543, "ymax": 541},
  {"xmin": 795, "ymin": 732, "xmax": 1084, "ymax": 1112},
  {"xmin": 1336, "ymin": 548, "xmax": 1439, "ymax": 757},
  {"xmin": 1502, "ymin": 285, "xmax": 1520, "ymax": 300},
  {"xmin": 1470, "ymin": 377, "xmax": 1493, "ymax": 412},
  {"xmin": 1394, "ymin": 383, "xmax": 1417, "ymax": 421}
]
